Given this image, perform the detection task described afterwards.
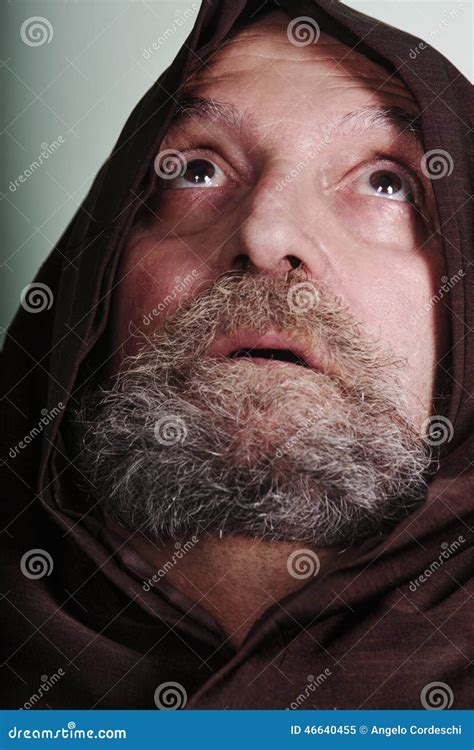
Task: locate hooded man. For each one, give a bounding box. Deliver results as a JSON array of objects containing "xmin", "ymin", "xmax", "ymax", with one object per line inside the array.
[{"xmin": 1, "ymin": 0, "xmax": 472, "ymax": 710}]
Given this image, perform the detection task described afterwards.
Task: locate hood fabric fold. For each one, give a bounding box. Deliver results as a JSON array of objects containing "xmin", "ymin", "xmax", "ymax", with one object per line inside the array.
[{"xmin": 1, "ymin": 0, "xmax": 472, "ymax": 709}]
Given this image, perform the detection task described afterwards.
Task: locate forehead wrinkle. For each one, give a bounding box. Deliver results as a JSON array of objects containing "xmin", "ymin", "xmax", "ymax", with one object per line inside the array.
[
  {"xmin": 166, "ymin": 92, "xmax": 423, "ymax": 151},
  {"xmin": 187, "ymin": 19, "xmax": 404, "ymax": 88}
]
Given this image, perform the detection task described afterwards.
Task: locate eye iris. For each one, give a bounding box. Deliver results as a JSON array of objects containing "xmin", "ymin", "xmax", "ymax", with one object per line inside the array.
[
  {"xmin": 183, "ymin": 159, "xmax": 215, "ymax": 184},
  {"xmin": 370, "ymin": 170, "xmax": 402, "ymax": 195}
]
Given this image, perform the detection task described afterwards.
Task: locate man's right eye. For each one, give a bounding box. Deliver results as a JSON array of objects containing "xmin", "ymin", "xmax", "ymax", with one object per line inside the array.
[{"xmin": 158, "ymin": 155, "xmax": 227, "ymax": 190}]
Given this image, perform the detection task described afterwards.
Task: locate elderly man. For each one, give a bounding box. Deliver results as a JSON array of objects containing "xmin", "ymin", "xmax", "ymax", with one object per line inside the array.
[{"xmin": 1, "ymin": 0, "xmax": 472, "ymax": 711}]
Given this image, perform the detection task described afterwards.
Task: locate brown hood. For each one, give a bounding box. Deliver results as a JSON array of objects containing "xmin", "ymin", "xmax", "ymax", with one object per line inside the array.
[{"xmin": 1, "ymin": 0, "xmax": 473, "ymax": 709}]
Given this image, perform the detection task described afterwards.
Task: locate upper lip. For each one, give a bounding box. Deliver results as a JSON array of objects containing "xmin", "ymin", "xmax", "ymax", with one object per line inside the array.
[{"xmin": 207, "ymin": 330, "xmax": 322, "ymax": 371}]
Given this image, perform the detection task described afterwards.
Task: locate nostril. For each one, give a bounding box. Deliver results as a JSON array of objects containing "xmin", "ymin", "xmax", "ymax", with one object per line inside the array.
[
  {"xmin": 234, "ymin": 254, "xmax": 251, "ymax": 272},
  {"xmin": 286, "ymin": 255, "xmax": 302, "ymax": 270}
]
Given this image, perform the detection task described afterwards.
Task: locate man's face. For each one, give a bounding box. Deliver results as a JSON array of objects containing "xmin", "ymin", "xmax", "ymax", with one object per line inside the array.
[
  {"xmin": 79, "ymin": 11, "xmax": 451, "ymax": 548},
  {"xmin": 111, "ymin": 10, "xmax": 448, "ymax": 426}
]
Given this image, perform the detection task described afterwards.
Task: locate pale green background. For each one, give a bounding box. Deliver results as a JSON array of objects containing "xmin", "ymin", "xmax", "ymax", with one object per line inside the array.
[{"xmin": 1, "ymin": 0, "xmax": 472, "ymax": 344}]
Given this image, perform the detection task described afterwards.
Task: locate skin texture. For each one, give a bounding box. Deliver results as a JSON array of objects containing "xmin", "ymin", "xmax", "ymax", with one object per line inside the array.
[{"xmin": 106, "ymin": 10, "xmax": 449, "ymax": 647}]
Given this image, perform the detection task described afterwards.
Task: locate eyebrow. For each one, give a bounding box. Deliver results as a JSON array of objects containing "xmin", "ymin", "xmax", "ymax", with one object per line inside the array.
[{"xmin": 167, "ymin": 91, "xmax": 423, "ymax": 148}]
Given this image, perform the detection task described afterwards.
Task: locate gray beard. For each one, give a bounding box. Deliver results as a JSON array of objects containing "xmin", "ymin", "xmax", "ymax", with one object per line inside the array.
[{"xmin": 72, "ymin": 272, "xmax": 434, "ymax": 548}]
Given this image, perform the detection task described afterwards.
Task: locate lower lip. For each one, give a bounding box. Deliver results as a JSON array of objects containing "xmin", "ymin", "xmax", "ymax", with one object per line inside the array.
[{"xmin": 228, "ymin": 356, "xmax": 307, "ymax": 369}]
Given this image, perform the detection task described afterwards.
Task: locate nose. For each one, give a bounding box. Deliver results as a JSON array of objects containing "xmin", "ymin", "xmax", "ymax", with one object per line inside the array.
[{"xmin": 216, "ymin": 171, "xmax": 320, "ymax": 279}]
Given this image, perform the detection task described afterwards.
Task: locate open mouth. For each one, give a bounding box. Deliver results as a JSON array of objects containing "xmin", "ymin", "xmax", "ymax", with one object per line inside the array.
[
  {"xmin": 228, "ymin": 348, "xmax": 310, "ymax": 367},
  {"xmin": 207, "ymin": 330, "xmax": 321, "ymax": 373}
]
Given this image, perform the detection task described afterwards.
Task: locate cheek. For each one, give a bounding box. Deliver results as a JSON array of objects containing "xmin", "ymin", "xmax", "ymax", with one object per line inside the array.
[
  {"xmin": 333, "ymin": 193, "xmax": 428, "ymax": 252},
  {"xmin": 325, "ymin": 193, "xmax": 445, "ymax": 360},
  {"xmin": 149, "ymin": 187, "xmax": 240, "ymax": 235},
  {"xmin": 339, "ymin": 251, "xmax": 444, "ymax": 416},
  {"xmin": 111, "ymin": 237, "xmax": 204, "ymax": 359}
]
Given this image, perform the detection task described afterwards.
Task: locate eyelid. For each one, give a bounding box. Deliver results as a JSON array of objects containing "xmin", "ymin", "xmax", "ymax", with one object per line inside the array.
[
  {"xmin": 159, "ymin": 145, "xmax": 243, "ymax": 187},
  {"xmin": 348, "ymin": 155, "xmax": 426, "ymax": 206}
]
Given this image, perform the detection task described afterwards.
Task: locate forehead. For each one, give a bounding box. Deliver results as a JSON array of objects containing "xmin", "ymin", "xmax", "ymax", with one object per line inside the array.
[{"xmin": 183, "ymin": 11, "xmax": 418, "ymax": 124}]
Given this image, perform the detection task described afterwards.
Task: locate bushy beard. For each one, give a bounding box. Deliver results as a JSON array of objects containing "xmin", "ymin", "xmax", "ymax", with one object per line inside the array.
[{"xmin": 71, "ymin": 271, "xmax": 434, "ymax": 548}]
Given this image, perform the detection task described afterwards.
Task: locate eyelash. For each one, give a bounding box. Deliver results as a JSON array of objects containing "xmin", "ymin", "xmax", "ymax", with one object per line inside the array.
[
  {"xmin": 160, "ymin": 145, "xmax": 240, "ymax": 184},
  {"xmin": 157, "ymin": 146, "xmax": 425, "ymax": 205},
  {"xmin": 344, "ymin": 155, "xmax": 425, "ymax": 206}
]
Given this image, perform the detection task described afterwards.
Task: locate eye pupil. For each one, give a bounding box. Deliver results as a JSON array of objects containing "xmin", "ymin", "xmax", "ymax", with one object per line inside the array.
[
  {"xmin": 370, "ymin": 170, "xmax": 402, "ymax": 195},
  {"xmin": 183, "ymin": 158, "xmax": 215, "ymax": 184}
]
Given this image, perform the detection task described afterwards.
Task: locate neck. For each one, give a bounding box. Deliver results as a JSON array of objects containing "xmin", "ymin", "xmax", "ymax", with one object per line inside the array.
[{"xmin": 106, "ymin": 517, "xmax": 350, "ymax": 648}]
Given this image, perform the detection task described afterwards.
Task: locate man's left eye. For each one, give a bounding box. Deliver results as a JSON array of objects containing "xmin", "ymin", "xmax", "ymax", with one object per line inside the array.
[
  {"xmin": 165, "ymin": 157, "xmax": 226, "ymax": 189},
  {"xmin": 356, "ymin": 168, "xmax": 414, "ymax": 202}
]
